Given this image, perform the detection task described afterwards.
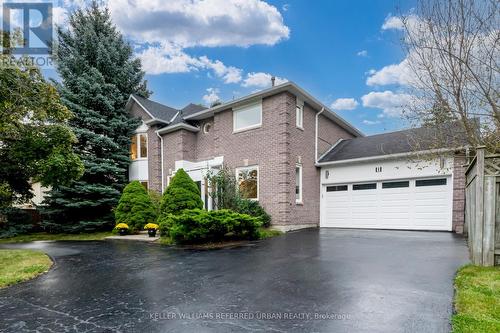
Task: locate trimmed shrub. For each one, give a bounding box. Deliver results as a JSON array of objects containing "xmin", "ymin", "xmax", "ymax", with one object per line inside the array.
[
  {"xmin": 148, "ymin": 190, "xmax": 162, "ymax": 215},
  {"xmin": 160, "ymin": 169, "xmax": 203, "ymax": 215},
  {"xmin": 115, "ymin": 181, "xmax": 157, "ymax": 232},
  {"xmin": 234, "ymin": 198, "xmax": 271, "ymax": 228},
  {"xmin": 159, "ymin": 209, "xmax": 262, "ymax": 244}
]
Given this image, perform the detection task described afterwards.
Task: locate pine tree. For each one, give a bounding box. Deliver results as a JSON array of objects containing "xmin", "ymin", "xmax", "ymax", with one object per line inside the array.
[
  {"xmin": 160, "ymin": 169, "xmax": 203, "ymax": 215},
  {"xmin": 43, "ymin": 2, "xmax": 149, "ymax": 232},
  {"xmin": 115, "ymin": 181, "xmax": 157, "ymax": 232}
]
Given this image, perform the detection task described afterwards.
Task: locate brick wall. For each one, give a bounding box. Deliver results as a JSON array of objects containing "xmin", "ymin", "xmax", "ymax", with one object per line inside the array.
[{"xmin": 452, "ymin": 154, "xmax": 466, "ymax": 233}]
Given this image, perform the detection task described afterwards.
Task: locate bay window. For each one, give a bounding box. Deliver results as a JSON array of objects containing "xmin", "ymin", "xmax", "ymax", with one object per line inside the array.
[{"xmin": 130, "ymin": 133, "xmax": 147, "ymax": 160}]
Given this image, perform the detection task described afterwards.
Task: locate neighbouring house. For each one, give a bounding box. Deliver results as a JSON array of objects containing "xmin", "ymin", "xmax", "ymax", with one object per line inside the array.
[{"xmin": 126, "ymin": 81, "xmax": 467, "ymax": 233}]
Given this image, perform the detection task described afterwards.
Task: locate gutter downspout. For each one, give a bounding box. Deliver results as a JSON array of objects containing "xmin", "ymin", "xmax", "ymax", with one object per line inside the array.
[
  {"xmin": 156, "ymin": 131, "xmax": 164, "ymax": 193},
  {"xmin": 315, "ymin": 107, "xmax": 325, "ymax": 163}
]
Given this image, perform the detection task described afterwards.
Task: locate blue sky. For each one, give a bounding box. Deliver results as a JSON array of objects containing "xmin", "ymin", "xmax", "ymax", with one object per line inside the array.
[{"xmin": 40, "ymin": 0, "xmax": 417, "ymax": 135}]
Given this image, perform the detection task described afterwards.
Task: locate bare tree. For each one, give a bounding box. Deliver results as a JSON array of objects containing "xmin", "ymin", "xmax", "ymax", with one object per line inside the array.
[{"xmin": 399, "ymin": 0, "xmax": 499, "ymax": 152}]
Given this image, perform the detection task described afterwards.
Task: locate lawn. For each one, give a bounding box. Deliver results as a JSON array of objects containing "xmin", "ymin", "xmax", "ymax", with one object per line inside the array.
[
  {"xmin": 0, "ymin": 249, "xmax": 53, "ymax": 288},
  {"xmin": 453, "ymin": 265, "xmax": 500, "ymax": 333},
  {"xmin": 0, "ymin": 231, "xmax": 113, "ymax": 243}
]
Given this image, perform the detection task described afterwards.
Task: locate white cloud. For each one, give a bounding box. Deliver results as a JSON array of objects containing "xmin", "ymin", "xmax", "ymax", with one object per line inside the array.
[
  {"xmin": 381, "ymin": 15, "xmax": 404, "ymax": 30},
  {"xmin": 362, "ymin": 119, "xmax": 381, "ymax": 125},
  {"xmin": 357, "ymin": 50, "xmax": 368, "ymax": 57},
  {"xmin": 361, "ymin": 90, "xmax": 413, "ymax": 117},
  {"xmin": 330, "ymin": 98, "xmax": 359, "ymax": 110},
  {"xmin": 366, "ymin": 58, "xmax": 414, "ymax": 86},
  {"xmin": 282, "ymin": 4, "xmax": 290, "ymax": 11},
  {"xmin": 202, "ymin": 88, "xmax": 221, "ymax": 105},
  {"xmin": 241, "ymin": 72, "xmax": 287, "ymax": 88},
  {"xmin": 137, "ymin": 43, "xmax": 243, "ymax": 83},
  {"xmin": 108, "ymin": 0, "xmax": 290, "ymax": 48}
]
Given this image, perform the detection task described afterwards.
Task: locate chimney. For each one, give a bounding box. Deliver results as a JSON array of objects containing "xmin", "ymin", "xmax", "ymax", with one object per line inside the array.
[{"xmin": 271, "ymin": 76, "xmax": 276, "ymax": 87}]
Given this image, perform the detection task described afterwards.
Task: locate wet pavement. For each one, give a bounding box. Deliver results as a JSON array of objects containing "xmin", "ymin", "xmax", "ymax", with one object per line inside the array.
[{"xmin": 0, "ymin": 229, "xmax": 468, "ymax": 333}]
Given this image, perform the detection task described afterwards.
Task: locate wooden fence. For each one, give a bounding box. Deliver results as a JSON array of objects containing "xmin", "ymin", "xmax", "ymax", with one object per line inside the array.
[{"xmin": 464, "ymin": 147, "xmax": 500, "ymax": 266}]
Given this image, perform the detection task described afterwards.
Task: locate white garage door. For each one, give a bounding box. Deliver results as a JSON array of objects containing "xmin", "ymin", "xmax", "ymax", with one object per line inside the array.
[{"xmin": 321, "ymin": 177, "xmax": 452, "ymax": 231}]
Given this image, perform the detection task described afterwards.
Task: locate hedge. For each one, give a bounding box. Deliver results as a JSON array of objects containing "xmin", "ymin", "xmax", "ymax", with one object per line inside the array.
[{"xmin": 114, "ymin": 181, "xmax": 157, "ymax": 231}]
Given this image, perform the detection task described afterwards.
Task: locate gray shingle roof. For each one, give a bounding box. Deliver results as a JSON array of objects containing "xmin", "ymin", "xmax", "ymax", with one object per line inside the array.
[
  {"xmin": 319, "ymin": 123, "xmax": 469, "ymax": 163},
  {"xmin": 181, "ymin": 103, "xmax": 207, "ymax": 116},
  {"xmin": 132, "ymin": 94, "xmax": 178, "ymax": 122}
]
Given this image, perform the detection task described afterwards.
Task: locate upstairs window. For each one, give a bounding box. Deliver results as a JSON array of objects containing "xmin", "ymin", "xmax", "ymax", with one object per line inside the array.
[
  {"xmin": 130, "ymin": 133, "xmax": 147, "ymax": 160},
  {"xmin": 296, "ymin": 98, "xmax": 304, "ymax": 129},
  {"xmin": 236, "ymin": 166, "xmax": 259, "ymax": 200},
  {"xmin": 233, "ymin": 101, "xmax": 262, "ymax": 132}
]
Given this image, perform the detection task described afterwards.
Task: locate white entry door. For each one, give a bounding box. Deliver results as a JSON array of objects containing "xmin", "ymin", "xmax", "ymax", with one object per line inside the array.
[{"xmin": 321, "ymin": 177, "xmax": 452, "ymax": 231}]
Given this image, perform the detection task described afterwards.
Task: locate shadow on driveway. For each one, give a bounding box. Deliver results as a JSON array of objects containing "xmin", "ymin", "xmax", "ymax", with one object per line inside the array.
[{"xmin": 0, "ymin": 229, "xmax": 468, "ymax": 333}]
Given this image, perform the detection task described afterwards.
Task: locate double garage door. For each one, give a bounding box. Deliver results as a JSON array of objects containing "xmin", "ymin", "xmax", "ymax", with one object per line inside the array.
[{"xmin": 321, "ymin": 177, "xmax": 452, "ymax": 231}]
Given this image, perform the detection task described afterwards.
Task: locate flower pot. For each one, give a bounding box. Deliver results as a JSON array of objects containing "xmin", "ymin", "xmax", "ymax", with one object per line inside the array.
[
  {"xmin": 119, "ymin": 228, "xmax": 127, "ymax": 236},
  {"xmin": 148, "ymin": 229, "xmax": 157, "ymax": 237}
]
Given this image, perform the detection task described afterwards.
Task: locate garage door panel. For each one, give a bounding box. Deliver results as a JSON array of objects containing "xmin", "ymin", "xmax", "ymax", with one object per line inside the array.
[{"xmin": 322, "ymin": 176, "xmax": 452, "ymax": 231}]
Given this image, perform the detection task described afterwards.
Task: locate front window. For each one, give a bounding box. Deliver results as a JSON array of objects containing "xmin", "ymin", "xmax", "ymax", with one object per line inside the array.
[
  {"xmin": 130, "ymin": 133, "xmax": 148, "ymax": 160},
  {"xmin": 233, "ymin": 101, "xmax": 262, "ymax": 132},
  {"xmin": 296, "ymin": 164, "xmax": 303, "ymax": 203},
  {"xmin": 236, "ymin": 166, "xmax": 259, "ymax": 200}
]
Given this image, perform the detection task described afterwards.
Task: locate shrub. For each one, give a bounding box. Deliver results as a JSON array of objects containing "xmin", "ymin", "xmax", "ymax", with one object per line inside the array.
[
  {"xmin": 148, "ymin": 190, "xmax": 162, "ymax": 215},
  {"xmin": 114, "ymin": 181, "xmax": 157, "ymax": 232},
  {"xmin": 160, "ymin": 169, "xmax": 203, "ymax": 215},
  {"xmin": 160, "ymin": 209, "xmax": 262, "ymax": 244},
  {"xmin": 0, "ymin": 208, "xmax": 37, "ymax": 238},
  {"xmin": 234, "ymin": 198, "xmax": 271, "ymax": 228}
]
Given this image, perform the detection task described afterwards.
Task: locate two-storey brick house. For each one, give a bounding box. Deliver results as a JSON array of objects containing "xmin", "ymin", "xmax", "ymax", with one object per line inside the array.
[{"xmin": 126, "ymin": 81, "xmax": 467, "ymax": 233}]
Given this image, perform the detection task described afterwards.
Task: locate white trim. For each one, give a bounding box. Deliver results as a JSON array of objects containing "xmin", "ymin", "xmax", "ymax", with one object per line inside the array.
[
  {"xmin": 233, "ymin": 100, "xmax": 262, "ymax": 133},
  {"xmin": 315, "ymin": 147, "xmax": 460, "ymax": 166},
  {"xmin": 295, "ymin": 163, "xmax": 303, "ymax": 204},
  {"xmin": 203, "ymin": 122, "xmax": 212, "ymax": 134},
  {"xmin": 156, "ymin": 122, "xmax": 200, "ymax": 135},
  {"xmin": 235, "ymin": 165, "xmax": 259, "ymax": 201}
]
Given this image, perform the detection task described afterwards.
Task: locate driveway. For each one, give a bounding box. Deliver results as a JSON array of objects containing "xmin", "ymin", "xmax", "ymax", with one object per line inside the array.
[{"xmin": 0, "ymin": 229, "xmax": 468, "ymax": 333}]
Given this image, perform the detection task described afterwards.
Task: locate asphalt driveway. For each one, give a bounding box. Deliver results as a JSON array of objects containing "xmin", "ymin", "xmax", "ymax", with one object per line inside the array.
[{"xmin": 0, "ymin": 229, "xmax": 468, "ymax": 333}]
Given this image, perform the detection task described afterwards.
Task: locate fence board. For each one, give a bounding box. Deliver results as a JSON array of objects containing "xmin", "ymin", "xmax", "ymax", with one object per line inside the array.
[{"xmin": 483, "ymin": 176, "xmax": 496, "ymax": 266}]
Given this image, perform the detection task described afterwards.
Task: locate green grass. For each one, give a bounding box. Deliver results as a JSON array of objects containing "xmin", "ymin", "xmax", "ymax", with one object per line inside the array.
[
  {"xmin": 0, "ymin": 231, "xmax": 113, "ymax": 243},
  {"xmin": 258, "ymin": 227, "xmax": 283, "ymax": 239},
  {"xmin": 452, "ymin": 265, "xmax": 500, "ymax": 333},
  {"xmin": 0, "ymin": 249, "xmax": 52, "ymax": 288}
]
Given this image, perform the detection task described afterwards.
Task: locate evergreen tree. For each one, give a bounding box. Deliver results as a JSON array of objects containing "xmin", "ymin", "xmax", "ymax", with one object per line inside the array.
[
  {"xmin": 43, "ymin": 2, "xmax": 149, "ymax": 232},
  {"xmin": 115, "ymin": 181, "xmax": 157, "ymax": 232},
  {"xmin": 160, "ymin": 169, "xmax": 203, "ymax": 215}
]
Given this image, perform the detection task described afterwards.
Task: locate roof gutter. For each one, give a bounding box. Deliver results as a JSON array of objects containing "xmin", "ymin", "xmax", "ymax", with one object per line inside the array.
[{"xmin": 315, "ymin": 147, "xmax": 461, "ymax": 167}]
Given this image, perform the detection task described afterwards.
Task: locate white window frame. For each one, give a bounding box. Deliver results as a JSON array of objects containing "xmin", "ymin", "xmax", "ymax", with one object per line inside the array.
[
  {"xmin": 296, "ymin": 98, "xmax": 304, "ymax": 129},
  {"xmin": 295, "ymin": 164, "xmax": 303, "ymax": 204},
  {"xmin": 233, "ymin": 101, "xmax": 262, "ymax": 133},
  {"xmin": 235, "ymin": 165, "xmax": 259, "ymax": 201},
  {"xmin": 131, "ymin": 133, "xmax": 148, "ymax": 161}
]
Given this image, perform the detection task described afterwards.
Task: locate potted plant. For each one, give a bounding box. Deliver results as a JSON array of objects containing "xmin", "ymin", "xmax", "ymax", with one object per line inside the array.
[
  {"xmin": 144, "ymin": 223, "xmax": 159, "ymax": 237},
  {"xmin": 115, "ymin": 223, "xmax": 129, "ymax": 236}
]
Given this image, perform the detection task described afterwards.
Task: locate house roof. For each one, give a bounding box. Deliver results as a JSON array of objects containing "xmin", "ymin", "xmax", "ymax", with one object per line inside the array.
[
  {"xmin": 127, "ymin": 82, "xmax": 363, "ymax": 137},
  {"xmin": 129, "ymin": 94, "xmax": 178, "ymax": 123},
  {"xmin": 318, "ymin": 123, "xmax": 469, "ymax": 164},
  {"xmin": 182, "ymin": 81, "xmax": 363, "ymax": 137}
]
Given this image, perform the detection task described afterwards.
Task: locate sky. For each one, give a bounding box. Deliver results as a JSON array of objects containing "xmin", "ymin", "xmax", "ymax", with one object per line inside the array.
[{"xmin": 9, "ymin": 0, "xmax": 418, "ymax": 135}]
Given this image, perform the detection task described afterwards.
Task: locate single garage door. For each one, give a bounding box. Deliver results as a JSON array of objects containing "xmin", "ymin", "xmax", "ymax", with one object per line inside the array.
[{"xmin": 321, "ymin": 177, "xmax": 452, "ymax": 231}]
